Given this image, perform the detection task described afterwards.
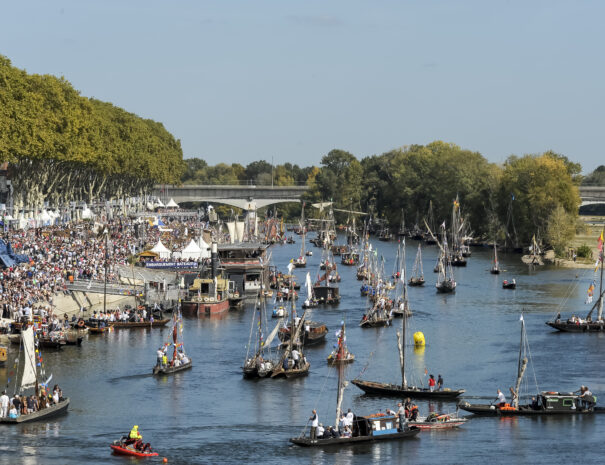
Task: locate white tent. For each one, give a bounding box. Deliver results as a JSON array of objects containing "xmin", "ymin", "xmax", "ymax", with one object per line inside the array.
[
  {"xmin": 166, "ymin": 198, "xmax": 179, "ymax": 208},
  {"xmin": 151, "ymin": 240, "xmax": 171, "ymax": 259},
  {"xmin": 181, "ymin": 239, "xmax": 203, "ymax": 260},
  {"xmin": 197, "ymin": 236, "xmax": 211, "ymax": 259},
  {"xmin": 155, "ymin": 199, "xmax": 165, "ymax": 208}
]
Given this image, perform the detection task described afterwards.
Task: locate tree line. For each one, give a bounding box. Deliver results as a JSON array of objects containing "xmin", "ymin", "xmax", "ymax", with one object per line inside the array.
[
  {"xmin": 184, "ymin": 142, "xmax": 600, "ymax": 253},
  {"xmin": 0, "ymin": 54, "xmax": 184, "ymax": 213}
]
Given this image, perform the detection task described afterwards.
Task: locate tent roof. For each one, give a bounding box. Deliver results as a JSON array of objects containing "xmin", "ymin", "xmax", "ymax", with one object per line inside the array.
[
  {"xmin": 139, "ymin": 250, "xmax": 159, "ymax": 257},
  {"xmin": 166, "ymin": 198, "xmax": 179, "ymax": 208},
  {"xmin": 182, "ymin": 239, "xmax": 202, "ymax": 253},
  {"xmin": 150, "ymin": 240, "xmax": 171, "ymax": 253}
]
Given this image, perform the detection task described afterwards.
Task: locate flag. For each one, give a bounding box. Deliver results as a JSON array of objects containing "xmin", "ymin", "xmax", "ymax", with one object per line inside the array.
[{"xmin": 598, "ymin": 231, "xmax": 603, "ymax": 252}]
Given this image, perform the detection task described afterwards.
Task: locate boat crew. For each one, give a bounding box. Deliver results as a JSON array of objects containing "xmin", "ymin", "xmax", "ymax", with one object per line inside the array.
[
  {"xmin": 495, "ymin": 389, "xmax": 506, "ymax": 407},
  {"xmin": 309, "ymin": 410, "xmax": 319, "ymax": 442},
  {"xmin": 437, "ymin": 374, "xmax": 443, "ymax": 391}
]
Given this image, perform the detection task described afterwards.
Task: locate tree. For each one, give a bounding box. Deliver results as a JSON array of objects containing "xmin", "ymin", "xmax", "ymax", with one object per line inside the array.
[{"xmin": 582, "ymin": 165, "xmax": 605, "ymax": 186}]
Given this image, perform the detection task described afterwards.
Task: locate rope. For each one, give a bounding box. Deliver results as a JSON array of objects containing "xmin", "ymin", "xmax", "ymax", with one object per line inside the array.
[{"xmin": 551, "ymin": 266, "xmax": 594, "ymax": 319}]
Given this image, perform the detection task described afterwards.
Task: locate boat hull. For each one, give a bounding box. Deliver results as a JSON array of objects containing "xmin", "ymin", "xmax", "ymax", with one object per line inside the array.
[
  {"xmin": 546, "ymin": 321, "xmax": 605, "ymax": 332},
  {"xmin": 351, "ymin": 380, "xmax": 465, "ymax": 399},
  {"xmin": 182, "ymin": 299, "xmax": 230, "ymax": 315},
  {"xmin": 153, "ymin": 360, "xmax": 192, "ymax": 375},
  {"xmin": 458, "ymin": 402, "xmax": 605, "ymax": 416},
  {"xmin": 110, "ymin": 443, "xmax": 159, "ymax": 457},
  {"xmin": 110, "ymin": 319, "xmax": 170, "ymax": 329},
  {"xmin": 0, "ymin": 398, "xmax": 70, "ymax": 424},
  {"xmin": 289, "ymin": 426, "xmax": 420, "ymax": 447}
]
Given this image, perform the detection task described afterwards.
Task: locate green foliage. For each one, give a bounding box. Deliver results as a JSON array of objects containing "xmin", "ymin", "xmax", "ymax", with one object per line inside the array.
[
  {"xmin": 576, "ymin": 244, "xmax": 593, "ymax": 259},
  {"xmin": 582, "ymin": 165, "xmax": 605, "ymax": 186},
  {"xmin": 545, "ymin": 205, "xmax": 576, "ymax": 256},
  {"xmin": 0, "ymin": 54, "xmax": 184, "ymax": 207}
]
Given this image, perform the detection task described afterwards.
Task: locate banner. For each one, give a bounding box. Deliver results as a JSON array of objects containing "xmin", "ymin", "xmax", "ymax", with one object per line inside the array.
[{"xmin": 145, "ymin": 262, "xmax": 199, "ymax": 269}]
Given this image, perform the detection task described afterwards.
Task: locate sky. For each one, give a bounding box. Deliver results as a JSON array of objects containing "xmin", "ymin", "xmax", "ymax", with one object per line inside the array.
[{"xmin": 1, "ymin": 0, "xmax": 603, "ymax": 172}]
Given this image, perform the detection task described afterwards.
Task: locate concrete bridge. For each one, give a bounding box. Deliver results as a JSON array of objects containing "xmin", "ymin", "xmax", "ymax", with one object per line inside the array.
[
  {"xmin": 580, "ymin": 186, "xmax": 605, "ymax": 207},
  {"xmin": 153, "ymin": 184, "xmax": 309, "ymax": 211}
]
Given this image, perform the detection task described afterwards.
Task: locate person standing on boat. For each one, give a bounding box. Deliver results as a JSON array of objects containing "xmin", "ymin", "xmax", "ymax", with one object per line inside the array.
[
  {"xmin": 495, "ymin": 389, "xmax": 506, "ymax": 407},
  {"xmin": 397, "ymin": 402, "xmax": 408, "ymax": 432},
  {"xmin": 345, "ymin": 408, "xmax": 354, "ymax": 428},
  {"xmin": 292, "ymin": 348, "xmax": 301, "ymax": 369},
  {"xmin": 428, "ymin": 374, "xmax": 436, "ymax": 392},
  {"xmin": 309, "ymin": 410, "xmax": 319, "ymax": 442},
  {"xmin": 437, "ymin": 375, "xmax": 443, "ymax": 391},
  {"xmin": 0, "ymin": 391, "xmax": 9, "ymax": 418}
]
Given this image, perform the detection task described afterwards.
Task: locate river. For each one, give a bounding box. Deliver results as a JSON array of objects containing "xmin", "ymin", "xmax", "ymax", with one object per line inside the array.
[{"xmin": 1, "ymin": 236, "xmax": 603, "ymax": 464}]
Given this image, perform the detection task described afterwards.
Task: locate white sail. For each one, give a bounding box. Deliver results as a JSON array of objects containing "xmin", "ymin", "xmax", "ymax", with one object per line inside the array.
[
  {"xmin": 21, "ymin": 327, "xmax": 37, "ymax": 389},
  {"xmin": 226, "ymin": 221, "xmax": 236, "ymax": 244},
  {"xmin": 264, "ymin": 318, "xmax": 283, "ymax": 347},
  {"xmin": 305, "ymin": 272, "xmax": 312, "ymax": 300},
  {"xmin": 235, "ymin": 221, "xmax": 245, "ymax": 242}
]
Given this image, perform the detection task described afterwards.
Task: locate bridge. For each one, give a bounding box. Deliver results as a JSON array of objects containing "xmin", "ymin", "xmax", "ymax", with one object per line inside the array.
[
  {"xmin": 580, "ymin": 186, "xmax": 605, "ymax": 207},
  {"xmin": 153, "ymin": 184, "xmax": 309, "ymax": 211}
]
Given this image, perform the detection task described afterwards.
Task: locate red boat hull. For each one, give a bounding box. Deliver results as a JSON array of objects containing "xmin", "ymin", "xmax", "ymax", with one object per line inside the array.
[
  {"xmin": 182, "ymin": 299, "xmax": 230, "ymax": 315},
  {"xmin": 110, "ymin": 444, "xmax": 158, "ymax": 457}
]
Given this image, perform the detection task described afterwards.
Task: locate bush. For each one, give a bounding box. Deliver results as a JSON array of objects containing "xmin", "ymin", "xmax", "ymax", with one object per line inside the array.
[{"xmin": 576, "ymin": 244, "xmax": 593, "ymax": 259}]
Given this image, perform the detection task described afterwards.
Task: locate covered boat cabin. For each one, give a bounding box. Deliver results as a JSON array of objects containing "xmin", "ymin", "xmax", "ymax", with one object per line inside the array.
[{"xmin": 217, "ymin": 243, "xmax": 269, "ymax": 300}]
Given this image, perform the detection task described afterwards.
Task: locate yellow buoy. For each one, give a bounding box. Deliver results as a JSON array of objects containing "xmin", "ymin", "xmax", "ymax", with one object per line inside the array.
[{"xmin": 413, "ymin": 331, "xmax": 425, "ymax": 347}]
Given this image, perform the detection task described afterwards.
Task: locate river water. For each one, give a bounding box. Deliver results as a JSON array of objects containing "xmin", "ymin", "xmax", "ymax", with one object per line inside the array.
[{"xmin": 1, "ymin": 236, "xmax": 604, "ymax": 464}]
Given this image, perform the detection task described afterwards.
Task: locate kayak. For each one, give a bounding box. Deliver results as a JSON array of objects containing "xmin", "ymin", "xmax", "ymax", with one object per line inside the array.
[{"xmin": 110, "ymin": 443, "xmax": 158, "ymax": 457}]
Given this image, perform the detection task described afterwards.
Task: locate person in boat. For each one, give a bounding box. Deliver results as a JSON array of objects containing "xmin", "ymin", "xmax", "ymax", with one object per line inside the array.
[
  {"xmin": 292, "ymin": 348, "xmax": 301, "ymax": 369},
  {"xmin": 531, "ymin": 397, "xmax": 540, "ymax": 410},
  {"xmin": 495, "ymin": 389, "xmax": 507, "ymax": 407},
  {"xmin": 509, "ymin": 387, "xmax": 518, "ymax": 406},
  {"xmin": 317, "ymin": 423, "xmax": 325, "ymax": 438},
  {"xmin": 577, "ymin": 386, "xmax": 596, "ymax": 410},
  {"xmin": 309, "ymin": 410, "xmax": 319, "ymax": 442},
  {"xmin": 345, "ymin": 408, "xmax": 354, "ymax": 427},
  {"xmin": 0, "ymin": 391, "xmax": 9, "ymax": 418},
  {"xmin": 342, "ymin": 425, "xmax": 352, "ymax": 438},
  {"xmin": 397, "ymin": 402, "xmax": 408, "ymax": 432},
  {"xmin": 338, "ymin": 413, "xmax": 346, "ymax": 433},
  {"xmin": 156, "ymin": 347, "xmax": 165, "ymax": 367},
  {"xmin": 437, "ymin": 374, "xmax": 443, "ymax": 391},
  {"xmin": 555, "ymin": 313, "xmax": 561, "ymax": 323},
  {"xmin": 428, "ymin": 374, "xmax": 436, "ymax": 392}
]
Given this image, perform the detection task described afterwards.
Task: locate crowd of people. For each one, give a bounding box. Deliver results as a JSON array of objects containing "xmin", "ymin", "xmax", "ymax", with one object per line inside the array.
[{"xmin": 0, "ymin": 385, "xmax": 64, "ymax": 419}]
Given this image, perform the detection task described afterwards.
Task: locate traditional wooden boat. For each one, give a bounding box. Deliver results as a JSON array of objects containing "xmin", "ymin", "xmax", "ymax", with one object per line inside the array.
[
  {"xmin": 243, "ymin": 296, "xmax": 278, "ymax": 378},
  {"xmin": 153, "ymin": 308, "xmax": 192, "ymax": 376},
  {"xmin": 291, "ymin": 332, "xmax": 420, "ymax": 447},
  {"xmin": 546, "ymin": 232, "xmax": 604, "ymax": 332},
  {"xmin": 502, "ymin": 280, "xmax": 516, "ymax": 289},
  {"xmin": 490, "ymin": 242, "xmax": 500, "ymax": 274},
  {"xmin": 460, "ymin": 315, "xmax": 600, "ymax": 416},
  {"xmin": 279, "ymin": 320, "xmax": 328, "ymax": 346},
  {"xmin": 360, "ymin": 303, "xmax": 392, "ymax": 328},
  {"xmin": 271, "ymin": 301, "xmax": 310, "ymax": 379},
  {"xmin": 1, "ymin": 327, "xmax": 70, "ymax": 424},
  {"xmin": 110, "ymin": 318, "xmax": 170, "ymax": 329},
  {"xmin": 64, "ymin": 329, "xmax": 83, "ymax": 346},
  {"xmin": 408, "ymin": 244, "xmax": 425, "ymax": 287},
  {"xmin": 410, "ymin": 413, "xmax": 467, "ymax": 429},
  {"xmin": 327, "ymin": 321, "xmax": 354, "ymax": 365},
  {"xmin": 353, "ymin": 306, "xmax": 465, "ymax": 400}
]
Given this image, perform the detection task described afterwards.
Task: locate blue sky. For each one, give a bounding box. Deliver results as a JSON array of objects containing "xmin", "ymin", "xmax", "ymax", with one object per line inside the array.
[{"xmin": 1, "ymin": 1, "xmax": 603, "ymax": 172}]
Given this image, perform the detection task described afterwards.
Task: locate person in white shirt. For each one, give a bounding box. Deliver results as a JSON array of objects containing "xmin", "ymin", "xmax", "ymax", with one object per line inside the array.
[
  {"xmin": 309, "ymin": 409, "xmax": 319, "ymax": 442},
  {"xmin": 291, "ymin": 349, "xmax": 300, "ymax": 368},
  {"xmin": 345, "ymin": 409, "xmax": 354, "ymax": 427},
  {"xmin": 0, "ymin": 391, "xmax": 9, "ymax": 418},
  {"xmin": 496, "ymin": 389, "xmax": 506, "ymax": 407},
  {"xmin": 317, "ymin": 423, "xmax": 325, "ymax": 438}
]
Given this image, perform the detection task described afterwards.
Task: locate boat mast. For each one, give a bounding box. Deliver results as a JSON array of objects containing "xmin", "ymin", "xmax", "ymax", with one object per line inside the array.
[
  {"xmin": 598, "ymin": 226, "xmax": 604, "ymax": 321},
  {"xmin": 397, "ymin": 300, "xmax": 407, "ymax": 388},
  {"xmin": 513, "ymin": 316, "xmax": 528, "ymax": 409},
  {"xmin": 103, "ymin": 227, "xmax": 108, "ymax": 314},
  {"xmin": 335, "ymin": 329, "xmax": 346, "ymax": 428}
]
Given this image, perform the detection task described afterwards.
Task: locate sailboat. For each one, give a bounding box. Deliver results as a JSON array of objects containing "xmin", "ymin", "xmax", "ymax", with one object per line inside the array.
[
  {"xmin": 293, "ymin": 204, "xmax": 307, "ymax": 268},
  {"xmin": 450, "ymin": 197, "xmax": 467, "ymax": 267},
  {"xmin": 301, "ymin": 272, "xmax": 319, "ymax": 309},
  {"xmin": 271, "ymin": 303, "xmax": 311, "ymax": 379},
  {"xmin": 546, "ymin": 229, "xmax": 605, "ymax": 332},
  {"xmin": 435, "ymin": 225, "xmax": 456, "ymax": 293},
  {"xmin": 153, "ymin": 305, "xmax": 192, "ymax": 375},
  {"xmin": 1, "ymin": 327, "xmax": 70, "ymax": 423},
  {"xmin": 408, "ymin": 244, "xmax": 425, "ymax": 286},
  {"xmin": 327, "ymin": 320, "xmax": 355, "ymax": 365},
  {"xmin": 243, "ymin": 296, "xmax": 278, "ymax": 378},
  {"xmin": 521, "ymin": 234, "xmax": 544, "ymax": 266},
  {"xmin": 490, "ymin": 242, "xmax": 500, "ymax": 274},
  {"xmin": 459, "ymin": 315, "xmax": 602, "ymax": 415},
  {"xmin": 393, "ymin": 238, "xmax": 412, "ymax": 317},
  {"xmin": 291, "ymin": 335, "xmax": 420, "ymax": 447},
  {"xmin": 353, "ymin": 305, "xmax": 464, "ymax": 399}
]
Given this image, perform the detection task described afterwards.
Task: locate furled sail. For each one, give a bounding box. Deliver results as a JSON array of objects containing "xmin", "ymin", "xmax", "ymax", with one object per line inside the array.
[{"xmin": 21, "ymin": 327, "xmax": 37, "ymax": 389}]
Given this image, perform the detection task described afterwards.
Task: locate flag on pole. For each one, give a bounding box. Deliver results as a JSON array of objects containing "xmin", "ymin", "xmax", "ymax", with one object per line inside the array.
[{"xmin": 598, "ymin": 231, "xmax": 603, "ymax": 252}]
